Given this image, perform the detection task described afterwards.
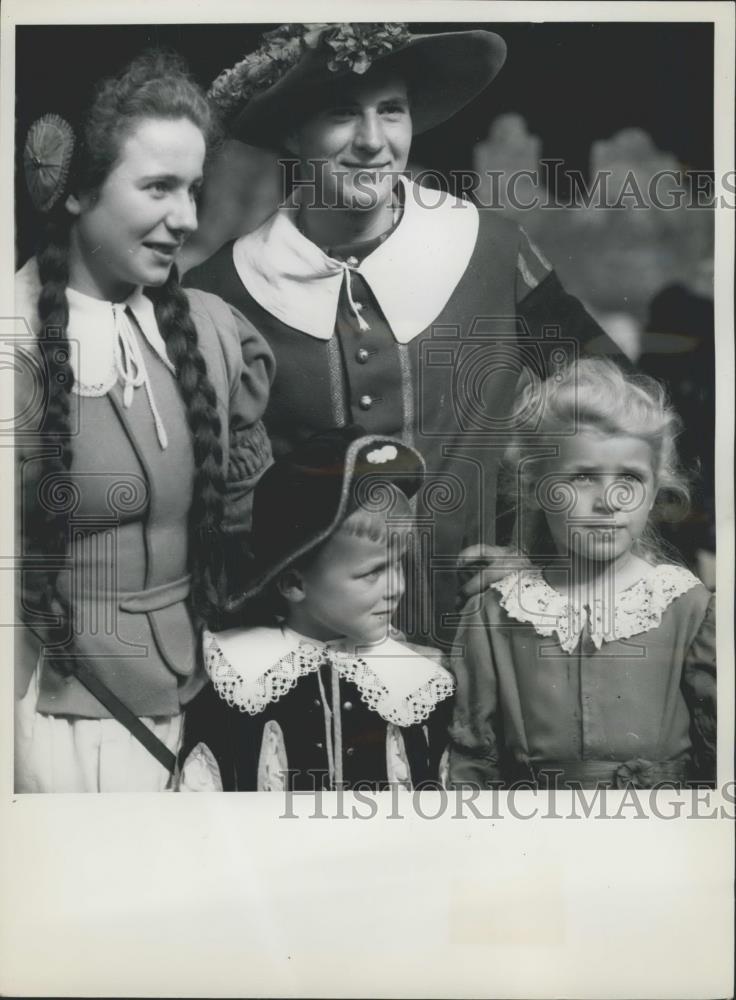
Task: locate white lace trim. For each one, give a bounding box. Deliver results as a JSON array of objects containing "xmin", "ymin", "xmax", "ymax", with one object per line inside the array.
[
  {"xmin": 492, "ymin": 564, "xmax": 701, "ymax": 654},
  {"xmin": 337, "ymin": 652, "xmax": 454, "ymax": 726},
  {"xmin": 203, "ymin": 628, "xmax": 454, "ymax": 727}
]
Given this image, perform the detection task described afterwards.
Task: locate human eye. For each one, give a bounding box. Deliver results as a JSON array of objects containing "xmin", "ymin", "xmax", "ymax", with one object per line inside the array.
[
  {"xmin": 570, "ymin": 472, "xmax": 594, "ymax": 484},
  {"xmin": 620, "ymin": 471, "xmax": 643, "ymax": 483},
  {"xmin": 327, "ymin": 105, "xmax": 357, "ymax": 120},
  {"xmin": 380, "ymin": 101, "xmax": 408, "ymax": 118},
  {"xmin": 146, "ymin": 179, "xmax": 171, "ymax": 196},
  {"xmin": 359, "ymin": 564, "xmax": 383, "ymax": 582}
]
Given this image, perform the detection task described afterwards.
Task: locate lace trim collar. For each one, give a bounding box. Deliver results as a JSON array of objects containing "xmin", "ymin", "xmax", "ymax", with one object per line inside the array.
[
  {"xmin": 492, "ymin": 564, "xmax": 702, "ymax": 654},
  {"xmin": 231, "ymin": 175, "xmax": 479, "ymax": 343},
  {"xmin": 203, "ymin": 625, "xmax": 454, "ymax": 727}
]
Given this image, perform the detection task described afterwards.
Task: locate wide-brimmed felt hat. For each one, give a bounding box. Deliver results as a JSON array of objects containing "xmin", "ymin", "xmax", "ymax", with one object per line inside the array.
[
  {"xmin": 209, "ymin": 22, "xmax": 507, "ymax": 149},
  {"xmin": 226, "ymin": 425, "xmax": 426, "ymax": 611}
]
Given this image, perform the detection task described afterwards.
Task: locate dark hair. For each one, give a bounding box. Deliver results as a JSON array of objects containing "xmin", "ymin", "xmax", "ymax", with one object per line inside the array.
[{"xmin": 33, "ymin": 50, "xmax": 225, "ymax": 633}]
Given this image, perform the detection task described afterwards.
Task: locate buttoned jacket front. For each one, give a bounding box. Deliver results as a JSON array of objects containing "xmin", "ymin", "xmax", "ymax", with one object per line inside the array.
[{"xmin": 185, "ymin": 180, "xmax": 626, "ymax": 646}]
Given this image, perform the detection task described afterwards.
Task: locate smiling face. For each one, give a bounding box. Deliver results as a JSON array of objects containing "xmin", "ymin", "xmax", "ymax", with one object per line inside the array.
[
  {"xmin": 288, "ymin": 71, "xmax": 412, "ymax": 213},
  {"xmin": 66, "ymin": 117, "xmax": 205, "ymax": 300},
  {"xmin": 280, "ymin": 515, "xmax": 407, "ymax": 645},
  {"xmin": 539, "ymin": 431, "xmax": 657, "ymax": 568}
]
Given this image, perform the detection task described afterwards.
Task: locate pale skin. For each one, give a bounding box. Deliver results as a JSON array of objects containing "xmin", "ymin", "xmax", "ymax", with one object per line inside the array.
[
  {"xmin": 541, "ymin": 431, "xmax": 657, "ymax": 604},
  {"xmin": 277, "ymin": 522, "xmax": 407, "ymax": 648},
  {"xmin": 65, "ymin": 117, "xmax": 204, "ymax": 301},
  {"xmin": 461, "ymin": 430, "xmax": 658, "ymax": 608},
  {"xmin": 285, "ymin": 71, "xmax": 412, "ymax": 248}
]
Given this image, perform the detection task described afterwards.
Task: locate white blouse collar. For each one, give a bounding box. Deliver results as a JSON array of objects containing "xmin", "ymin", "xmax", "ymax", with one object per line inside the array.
[
  {"xmin": 231, "ymin": 175, "xmax": 479, "ymax": 343},
  {"xmin": 203, "ymin": 624, "xmax": 454, "ymax": 727},
  {"xmin": 492, "ymin": 564, "xmax": 703, "ymax": 654},
  {"xmin": 65, "ymin": 283, "xmax": 175, "ymax": 391}
]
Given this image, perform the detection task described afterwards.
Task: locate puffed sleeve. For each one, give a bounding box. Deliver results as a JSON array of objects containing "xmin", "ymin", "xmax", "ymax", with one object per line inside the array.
[
  {"xmin": 446, "ymin": 600, "xmax": 501, "ymax": 788},
  {"xmin": 222, "ymin": 304, "xmax": 275, "ymax": 535},
  {"xmin": 681, "ymin": 593, "xmax": 716, "ymax": 785},
  {"xmin": 186, "ymin": 289, "xmax": 275, "ymax": 536}
]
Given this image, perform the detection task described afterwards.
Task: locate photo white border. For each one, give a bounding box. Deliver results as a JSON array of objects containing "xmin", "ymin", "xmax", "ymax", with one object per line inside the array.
[{"xmin": 1, "ymin": 2, "xmax": 733, "ymax": 998}]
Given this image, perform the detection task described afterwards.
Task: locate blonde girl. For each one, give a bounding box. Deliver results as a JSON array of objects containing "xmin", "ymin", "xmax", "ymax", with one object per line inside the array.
[{"xmin": 448, "ymin": 359, "xmax": 716, "ymax": 789}]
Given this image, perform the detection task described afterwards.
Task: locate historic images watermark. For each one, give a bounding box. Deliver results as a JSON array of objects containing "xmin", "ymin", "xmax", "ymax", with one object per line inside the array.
[
  {"xmin": 278, "ymin": 780, "xmax": 736, "ymax": 821},
  {"xmin": 278, "ymin": 161, "xmax": 734, "ymax": 211}
]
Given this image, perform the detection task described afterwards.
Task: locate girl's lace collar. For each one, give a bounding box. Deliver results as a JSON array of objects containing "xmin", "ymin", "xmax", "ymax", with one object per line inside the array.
[
  {"xmin": 491, "ymin": 564, "xmax": 702, "ymax": 654},
  {"xmin": 203, "ymin": 625, "xmax": 454, "ymax": 727}
]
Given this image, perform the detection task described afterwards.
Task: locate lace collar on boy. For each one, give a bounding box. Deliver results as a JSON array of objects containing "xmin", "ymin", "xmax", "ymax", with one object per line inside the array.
[
  {"xmin": 492, "ymin": 564, "xmax": 703, "ymax": 655},
  {"xmin": 231, "ymin": 174, "xmax": 479, "ymax": 343},
  {"xmin": 203, "ymin": 625, "xmax": 454, "ymax": 727}
]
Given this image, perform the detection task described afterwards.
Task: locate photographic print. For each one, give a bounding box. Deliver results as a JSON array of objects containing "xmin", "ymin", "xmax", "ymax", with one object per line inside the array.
[{"xmin": 1, "ymin": 2, "xmax": 733, "ymax": 997}]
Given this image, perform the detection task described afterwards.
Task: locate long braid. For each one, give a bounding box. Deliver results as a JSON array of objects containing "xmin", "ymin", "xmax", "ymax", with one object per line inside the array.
[
  {"xmin": 33, "ymin": 213, "xmax": 75, "ymax": 621},
  {"xmin": 25, "ymin": 49, "xmax": 226, "ymax": 642},
  {"xmin": 150, "ymin": 270, "xmax": 226, "ymax": 624}
]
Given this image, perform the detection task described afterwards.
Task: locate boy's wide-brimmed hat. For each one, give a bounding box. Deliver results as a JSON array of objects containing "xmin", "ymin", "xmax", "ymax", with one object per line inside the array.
[
  {"xmin": 226, "ymin": 426, "xmax": 426, "ymax": 611},
  {"xmin": 209, "ymin": 22, "xmax": 507, "ymax": 148}
]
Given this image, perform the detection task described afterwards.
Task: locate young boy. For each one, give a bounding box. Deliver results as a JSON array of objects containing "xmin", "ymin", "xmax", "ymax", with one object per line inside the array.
[{"xmin": 180, "ymin": 427, "xmax": 454, "ymax": 791}]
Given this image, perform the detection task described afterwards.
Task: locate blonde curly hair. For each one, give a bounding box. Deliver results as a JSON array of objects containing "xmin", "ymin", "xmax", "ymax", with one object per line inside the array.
[{"xmin": 502, "ymin": 358, "xmax": 691, "ymax": 564}]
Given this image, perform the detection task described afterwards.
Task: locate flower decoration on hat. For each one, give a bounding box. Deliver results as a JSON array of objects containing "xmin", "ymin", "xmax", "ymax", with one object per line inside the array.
[
  {"xmin": 23, "ymin": 113, "xmax": 75, "ymax": 213},
  {"xmin": 208, "ymin": 22, "xmax": 411, "ymax": 120}
]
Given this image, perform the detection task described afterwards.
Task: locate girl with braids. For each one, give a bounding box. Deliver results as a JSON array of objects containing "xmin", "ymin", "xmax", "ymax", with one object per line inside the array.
[
  {"xmin": 447, "ymin": 359, "xmax": 716, "ymax": 790},
  {"xmin": 14, "ymin": 51, "xmax": 274, "ymax": 792}
]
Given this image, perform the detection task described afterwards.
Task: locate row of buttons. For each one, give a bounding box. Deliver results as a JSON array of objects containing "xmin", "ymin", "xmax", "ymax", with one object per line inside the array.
[{"xmin": 313, "ymin": 699, "xmax": 353, "ymax": 711}]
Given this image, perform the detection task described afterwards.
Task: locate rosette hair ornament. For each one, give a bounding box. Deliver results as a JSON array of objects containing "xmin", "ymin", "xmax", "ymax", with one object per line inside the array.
[{"xmin": 23, "ymin": 113, "xmax": 76, "ymax": 213}]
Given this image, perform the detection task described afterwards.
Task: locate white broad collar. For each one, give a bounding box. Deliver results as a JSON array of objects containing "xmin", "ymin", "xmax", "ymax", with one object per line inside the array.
[
  {"xmin": 64, "ymin": 283, "xmax": 175, "ymax": 393},
  {"xmin": 203, "ymin": 625, "xmax": 454, "ymax": 727},
  {"xmin": 492, "ymin": 564, "xmax": 703, "ymax": 654},
  {"xmin": 232, "ymin": 175, "xmax": 479, "ymax": 343},
  {"xmin": 14, "ymin": 258, "xmax": 175, "ymax": 391}
]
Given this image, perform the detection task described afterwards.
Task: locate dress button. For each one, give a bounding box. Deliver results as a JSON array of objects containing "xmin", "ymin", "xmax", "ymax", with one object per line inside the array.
[
  {"xmin": 343, "ymin": 701, "xmax": 353, "ymax": 711},
  {"xmin": 346, "ymin": 256, "xmax": 359, "ymax": 268},
  {"xmin": 359, "ymin": 394, "xmax": 373, "ymax": 410},
  {"xmin": 356, "ymin": 348, "xmax": 370, "ymax": 364},
  {"xmin": 316, "ymin": 742, "xmax": 324, "ymax": 750},
  {"xmin": 313, "ymin": 698, "xmax": 321, "ymax": 708},
  {"xmin": 354, "ymin": 302, "xmax": 363, "ymax": 312},
  {"xmin": 346, "ymin": 747, "xmax": 355, "ymax": 757}
]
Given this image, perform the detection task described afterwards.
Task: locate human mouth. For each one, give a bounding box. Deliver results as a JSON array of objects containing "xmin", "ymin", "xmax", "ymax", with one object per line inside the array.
[
  {"xmin": 342, "ymin": 162, "xmax": 391, "ymax": 173},
  {"xmin": 143, "ymin": 241, "xmax": 181, "ymax": 262},
  {"xmin": 372, "ymin": 608, "xmax": 396, "ymax": 620}
]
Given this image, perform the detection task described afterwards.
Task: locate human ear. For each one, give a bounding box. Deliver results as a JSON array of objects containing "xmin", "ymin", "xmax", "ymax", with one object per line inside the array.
[
  {"xmin": 65, "ymin": 192, "xmax": 82, "ymax": 216},
  {"xmin": 276, "ymin": 569, "xmax": 306, "ymax": 604}
]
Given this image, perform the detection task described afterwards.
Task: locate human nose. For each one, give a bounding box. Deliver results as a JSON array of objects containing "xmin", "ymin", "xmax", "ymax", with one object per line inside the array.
[
  {"xmin": 166, "ymin": 190, "xmax": 198, "ymax": 235},
  {"xmin": 591, "ymin": 476, "xmax": 619, "ymax": 513},
  {"xmin": 385, "ymin": 563, "xmax": 405, "ymax": 603},
  {"xmin": 353, "ymin": 111, "xmax": 385, "ymax": 155}
]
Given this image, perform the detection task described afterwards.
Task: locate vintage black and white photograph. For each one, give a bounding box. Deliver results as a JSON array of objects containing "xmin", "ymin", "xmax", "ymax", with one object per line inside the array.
[{"xmin": 2, "ymin": 2, "xmax": 733, "ymax": 997}]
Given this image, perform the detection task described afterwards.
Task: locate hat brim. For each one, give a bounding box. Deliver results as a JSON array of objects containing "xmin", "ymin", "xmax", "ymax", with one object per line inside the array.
[
  {"xmin": 225, "ymin": 434, "xmax": 425, "ymax": 612},
  {"xmin": 228, "ymin": 29, "xmax": 507, "ymax": 148}
]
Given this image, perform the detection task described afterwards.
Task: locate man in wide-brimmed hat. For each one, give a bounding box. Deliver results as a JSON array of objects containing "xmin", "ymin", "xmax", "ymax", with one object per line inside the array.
[{"xmin": 186, "ymin": 22, "xmax": 626, "ymax": 648}]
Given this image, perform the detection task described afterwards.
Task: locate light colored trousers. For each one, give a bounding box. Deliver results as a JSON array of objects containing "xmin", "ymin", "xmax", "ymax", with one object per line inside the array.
[{"xmin": 14, "ymin": 665, "xmax": 182, "ymax": 793}]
